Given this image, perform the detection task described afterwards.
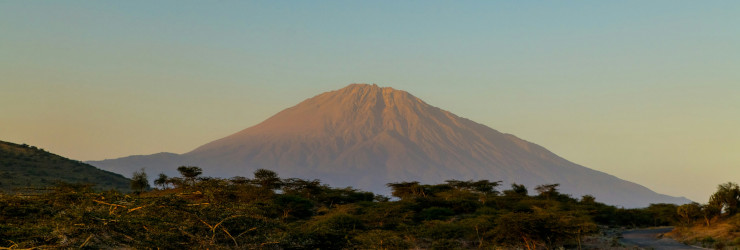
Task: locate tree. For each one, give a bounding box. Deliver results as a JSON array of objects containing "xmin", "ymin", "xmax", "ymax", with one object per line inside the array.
[
  {"xmin": 274, "ymin": 195, "xmax": 314, "ymax": 220},
  {"xmin": 130, "ymin": 168, "xmax": 150, "ymax": 193},
  {"xmin": 154, "ymin": 173, "xmax": 168, "ymax": 189},
  {"xmin": 387, "ymin": 182, "xmax": 427, "ymax": 199},
  {"xmin": 580, "ymin": 195, "xmax": 596, "ymax": 204},
  {"xmin": 177, "ymin": 166, "xmax": 203, "ymax": 186},
  {"xmin": 535, "ymin": 183, "xmax": 560, "ymax": 200},
  {"xmin": 253, "ymin": 169, "xmax": 282, "ymax": 190},
  {"xmin": 677, "ymin": 202, "xmax": 702, "ymax": 225},
  {"xmin": 445, "ymin": 179, "xmax": 501, "ymax": 204},
  {"xmin": 709, "ymin": 182, "xmax": 740, "ymax": 216},
  {"xmin": 504, "ymin": 183, "xmax": 529, "ymax": 197},
  {"xmin": 701, "ymin": 203, "xmax": 721, "ymax": 226},
  {"xmin": 283, "ymin": 178, "xmax": 324, "ymax": 199},
  {"xmin": 645, "ymin": 203, "xmax": 679, "ymax": 226}
]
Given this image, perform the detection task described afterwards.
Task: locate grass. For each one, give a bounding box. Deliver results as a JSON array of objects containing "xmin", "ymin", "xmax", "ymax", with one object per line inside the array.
[{"xmin": 667, "ymin": 215, "xmax": 740, "ymax": 249}]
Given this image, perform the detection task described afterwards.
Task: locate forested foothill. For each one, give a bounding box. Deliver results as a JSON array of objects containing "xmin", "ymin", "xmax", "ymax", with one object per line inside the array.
[
  {"xmin": 669, "ymin": 182, "xmax": 740, "ymax": 249},
  {"xmin": 0, "ymin": 166, "xmax": 713, "ymax": 249},
  {"xmin": 0, "ymin": 140, "xmax": 130, "ymax": 192}
]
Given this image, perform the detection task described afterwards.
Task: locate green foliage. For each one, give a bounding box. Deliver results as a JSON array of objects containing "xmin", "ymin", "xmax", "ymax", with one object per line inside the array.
[
  {"xmin": 611, "ymin": 204, "xmax": 678, "ymax": 228},
  {"xmin": 709, "ymin": 182, "xmax": 740, "ymax": 216},
  {"xmin": 130, "ymin": 168, "xmax": 150, "ymax": 192},
  {"xmin": 154, "ymin": 173, "xmax": 168, "ymax": 189},
  {"xmin": 677, "ymin": 202, "xmax": 703, "ymax": 225},
  {"xmin": 504, "ymin": 183, "xmax": 528, "ymax": 197},
  {"xmin": 417, "ymin": 207, "xmax": 455, "ymax": 221},
  {"xmin": 353, "ymin": 229, "xmax": 410, "ymax": 249},
  {"xmin": 252, "ymin": 168, "xmax": 282, "ymax": 190},
  {"xmin": 535, "ymin": 183, "xmax": 560, "ymax": 200},
  {"xmin": 176, "ymin": 166, "xmax": 203, "ymax": 186}
]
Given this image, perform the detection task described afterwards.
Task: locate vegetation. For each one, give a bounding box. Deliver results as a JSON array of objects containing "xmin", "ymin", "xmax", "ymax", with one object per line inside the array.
[
  {"xmin": 669, "ymin": 182, "xmax": 740, "ymax": 249},
  {"xmin": 0, "ymin": 165, "xmax": 687, "ymax": 249},
  {"xmin": 0, "ymin": 140, "xmax": 130, "ymax": 192},
  {"xmin": 130, "ymin": 168, "xmax": 151, "ymax": 193}
]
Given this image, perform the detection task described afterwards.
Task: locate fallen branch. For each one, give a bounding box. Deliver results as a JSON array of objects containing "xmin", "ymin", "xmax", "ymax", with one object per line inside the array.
[
  {"xmin": 79, "ymin": 235, "xmax": 93, "ymax": 248},
  {"xmin": 187, "ymin": 203, "xmax": 210, "ymax": 206},
  {"xmin": 235, "ymin": 227, "xmax": 258, "ymax": 239},
  {"xmin": 127, "ymin": 206, "xmax": 146, "ymax": 213}
]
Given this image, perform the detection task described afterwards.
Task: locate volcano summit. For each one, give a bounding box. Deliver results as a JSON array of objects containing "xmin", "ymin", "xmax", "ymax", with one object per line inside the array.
[{"xmin": 90, "ymin": 84, "xmax": 690, "ymax": 207}]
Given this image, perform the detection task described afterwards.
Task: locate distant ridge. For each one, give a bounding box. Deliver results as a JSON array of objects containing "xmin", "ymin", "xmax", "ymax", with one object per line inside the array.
[
  {"xmin": 89, "ymin": 83, "xmax": 691, "ymax": 207},
  {"xmin": 0, "ymin": 140, "xmax": 130, "ymax": 192}
]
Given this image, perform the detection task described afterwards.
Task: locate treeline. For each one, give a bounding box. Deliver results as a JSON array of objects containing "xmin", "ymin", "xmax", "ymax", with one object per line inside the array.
[{"xmin": 1, "ymin": 166, "xmax": 680, "ymax": 249}]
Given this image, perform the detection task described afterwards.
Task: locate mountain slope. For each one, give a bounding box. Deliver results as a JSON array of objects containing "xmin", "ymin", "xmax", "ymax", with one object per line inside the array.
[
  {"xmin": 89, "ymin": 84, "xmax": 690, "ymax": 207},
  {"xmin": 0, "ymin": 140, "xmax": 131, "ymax": 192}
]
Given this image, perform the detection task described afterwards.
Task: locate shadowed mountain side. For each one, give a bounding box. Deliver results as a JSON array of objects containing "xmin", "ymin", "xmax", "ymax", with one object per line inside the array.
[
  {"xmin": 0, "ymin": 140, "xmax": 131, "ymax": 192},
  {"xmin": 88, "ymin": 84, "xmax": 691, "ymax": 208}
]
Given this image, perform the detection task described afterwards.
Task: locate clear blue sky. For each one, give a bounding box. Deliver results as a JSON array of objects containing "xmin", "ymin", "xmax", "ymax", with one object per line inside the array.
[{"xmin": 1, "ymin": 1, "xmax": 738, "ymax": 202}]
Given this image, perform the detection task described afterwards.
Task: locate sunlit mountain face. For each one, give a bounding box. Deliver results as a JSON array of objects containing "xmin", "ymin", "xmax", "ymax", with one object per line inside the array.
[{"xmin": 90, "ymin": 84, "xmax": 690, "ymax": 208}]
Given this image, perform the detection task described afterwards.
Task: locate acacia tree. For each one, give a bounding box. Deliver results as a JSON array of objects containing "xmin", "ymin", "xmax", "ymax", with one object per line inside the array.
[
  {"xmin": 503, "ymin": 183, "xmax": 529, "ymax": 197},
  {"xmin": 387, "ymin": 182, "xmax": 427, "ymax": 199},
  {"xmin": 282, "ymin": 178, "xmax": 324, "ymax": 199},
  {"xmin": 252, "ymin": 169, "xmax": 282, "ymax": 190},
  {"xmin": 130, "ymin": 168, "xmax": 150, "ymax": 193},
  {"xmin": 177, "ymin": 166, "xmax": 203, "ymax": 186},
  {"xmin": 535, "ymin": 183, "xmax": 560, "ymax": 200},
  {"xmin": 154, "ymin": 173, "xmax": 169, "ymax": 189},
  {"xmin": 445, "ymin": 180, "xmax": 501, "ymax": 204}
]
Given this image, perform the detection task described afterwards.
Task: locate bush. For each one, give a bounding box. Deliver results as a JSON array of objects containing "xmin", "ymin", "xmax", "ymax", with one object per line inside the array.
[{"xmin": 417, "ymin": 207, "xmax": 455, "ymax": 221}]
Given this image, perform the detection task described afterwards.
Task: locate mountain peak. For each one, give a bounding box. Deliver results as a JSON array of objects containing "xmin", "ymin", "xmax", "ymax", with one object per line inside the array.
[
  {"xmin": 343, "ymin": 83, "xmax": 381, "ymax": 90},
  {"xmin": 328, "ymin": 83, "xmax": 412, "ymax": 103},
  {"xmin": 195, "ymin": 83, "xmax": 432, "ymax": 143}
]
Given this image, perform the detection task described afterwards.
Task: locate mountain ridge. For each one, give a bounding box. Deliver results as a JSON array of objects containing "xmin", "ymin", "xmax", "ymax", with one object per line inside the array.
[
  {"xmin": 0, "ymin": 140, "xmax": 131, "ymax": 192},
  {"xmin": 89, "ymin": 83, "xmax": 691, "ymax": 208}
]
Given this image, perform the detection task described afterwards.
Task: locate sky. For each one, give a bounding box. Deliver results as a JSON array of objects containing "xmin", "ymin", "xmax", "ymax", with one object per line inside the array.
[{"xmin": 1, "ymin": 1, "xmax": 738, "ymax": 202}]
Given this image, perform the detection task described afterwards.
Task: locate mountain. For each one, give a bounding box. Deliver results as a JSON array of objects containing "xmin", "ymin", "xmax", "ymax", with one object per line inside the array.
[
  {"xmin": 0, "ymin": 140, "xmax": 131, "ymax": 192},
  {"xmin": 89, "ymin": 84, "xmax": 690, "ymax": 207}
]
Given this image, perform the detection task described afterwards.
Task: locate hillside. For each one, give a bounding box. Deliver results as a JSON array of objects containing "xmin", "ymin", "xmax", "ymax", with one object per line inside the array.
[
  {"xmin": 0, "ymin": 140, "xmax": 130, "ymax": 192},
  {"xmin": 89, "ymin": 83, "xmax": 690, "ymax": 207},
  {"xmin": 668, "ymin": 215, "xmax": 740, "ymax": 249}
]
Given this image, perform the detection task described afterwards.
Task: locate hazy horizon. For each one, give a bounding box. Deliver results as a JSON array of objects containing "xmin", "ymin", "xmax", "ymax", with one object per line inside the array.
[{"xmin": 2, "ymin": 1, "xmax": 738, "ymax": 202}]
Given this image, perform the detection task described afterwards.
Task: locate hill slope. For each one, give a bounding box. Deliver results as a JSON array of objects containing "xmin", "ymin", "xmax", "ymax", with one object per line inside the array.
[
  {"xmin": 0, "ymin": 140, "xmax": 130, "ymax": 192},
  {"xmin": 89, "ymin": 83, "xmax": 690, "ymax": 207}
]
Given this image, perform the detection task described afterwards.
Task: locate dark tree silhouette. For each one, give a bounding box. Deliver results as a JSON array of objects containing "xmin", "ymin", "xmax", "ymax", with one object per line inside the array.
[
  {"xmin": 709, "ymin": 182, "xmax": 740, "ymax": 216},
  {"xmin": 535, "ymin": 183, "xmax": 560, "ymax": 200},
  {"xmin": 130, "ymin": 168, "xmax": 150, "ymax": 193},
  {"xmin": 154, "ymin": 173, "xmax": 168, "ymax": 189},
  {"xmin": 177, "ymin": 166, "xmax": 203, "ymax": 186},
  {"xmin": 387, "ymin": 181, "xmax": 427, "ymax": 199},
  {"xmin": 504, "ymin": 183, "xmax": 528, "ymax": 197},
  {"xmin": 252, "ymin": 169, "xmax": 282, "ymax": 190}
]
